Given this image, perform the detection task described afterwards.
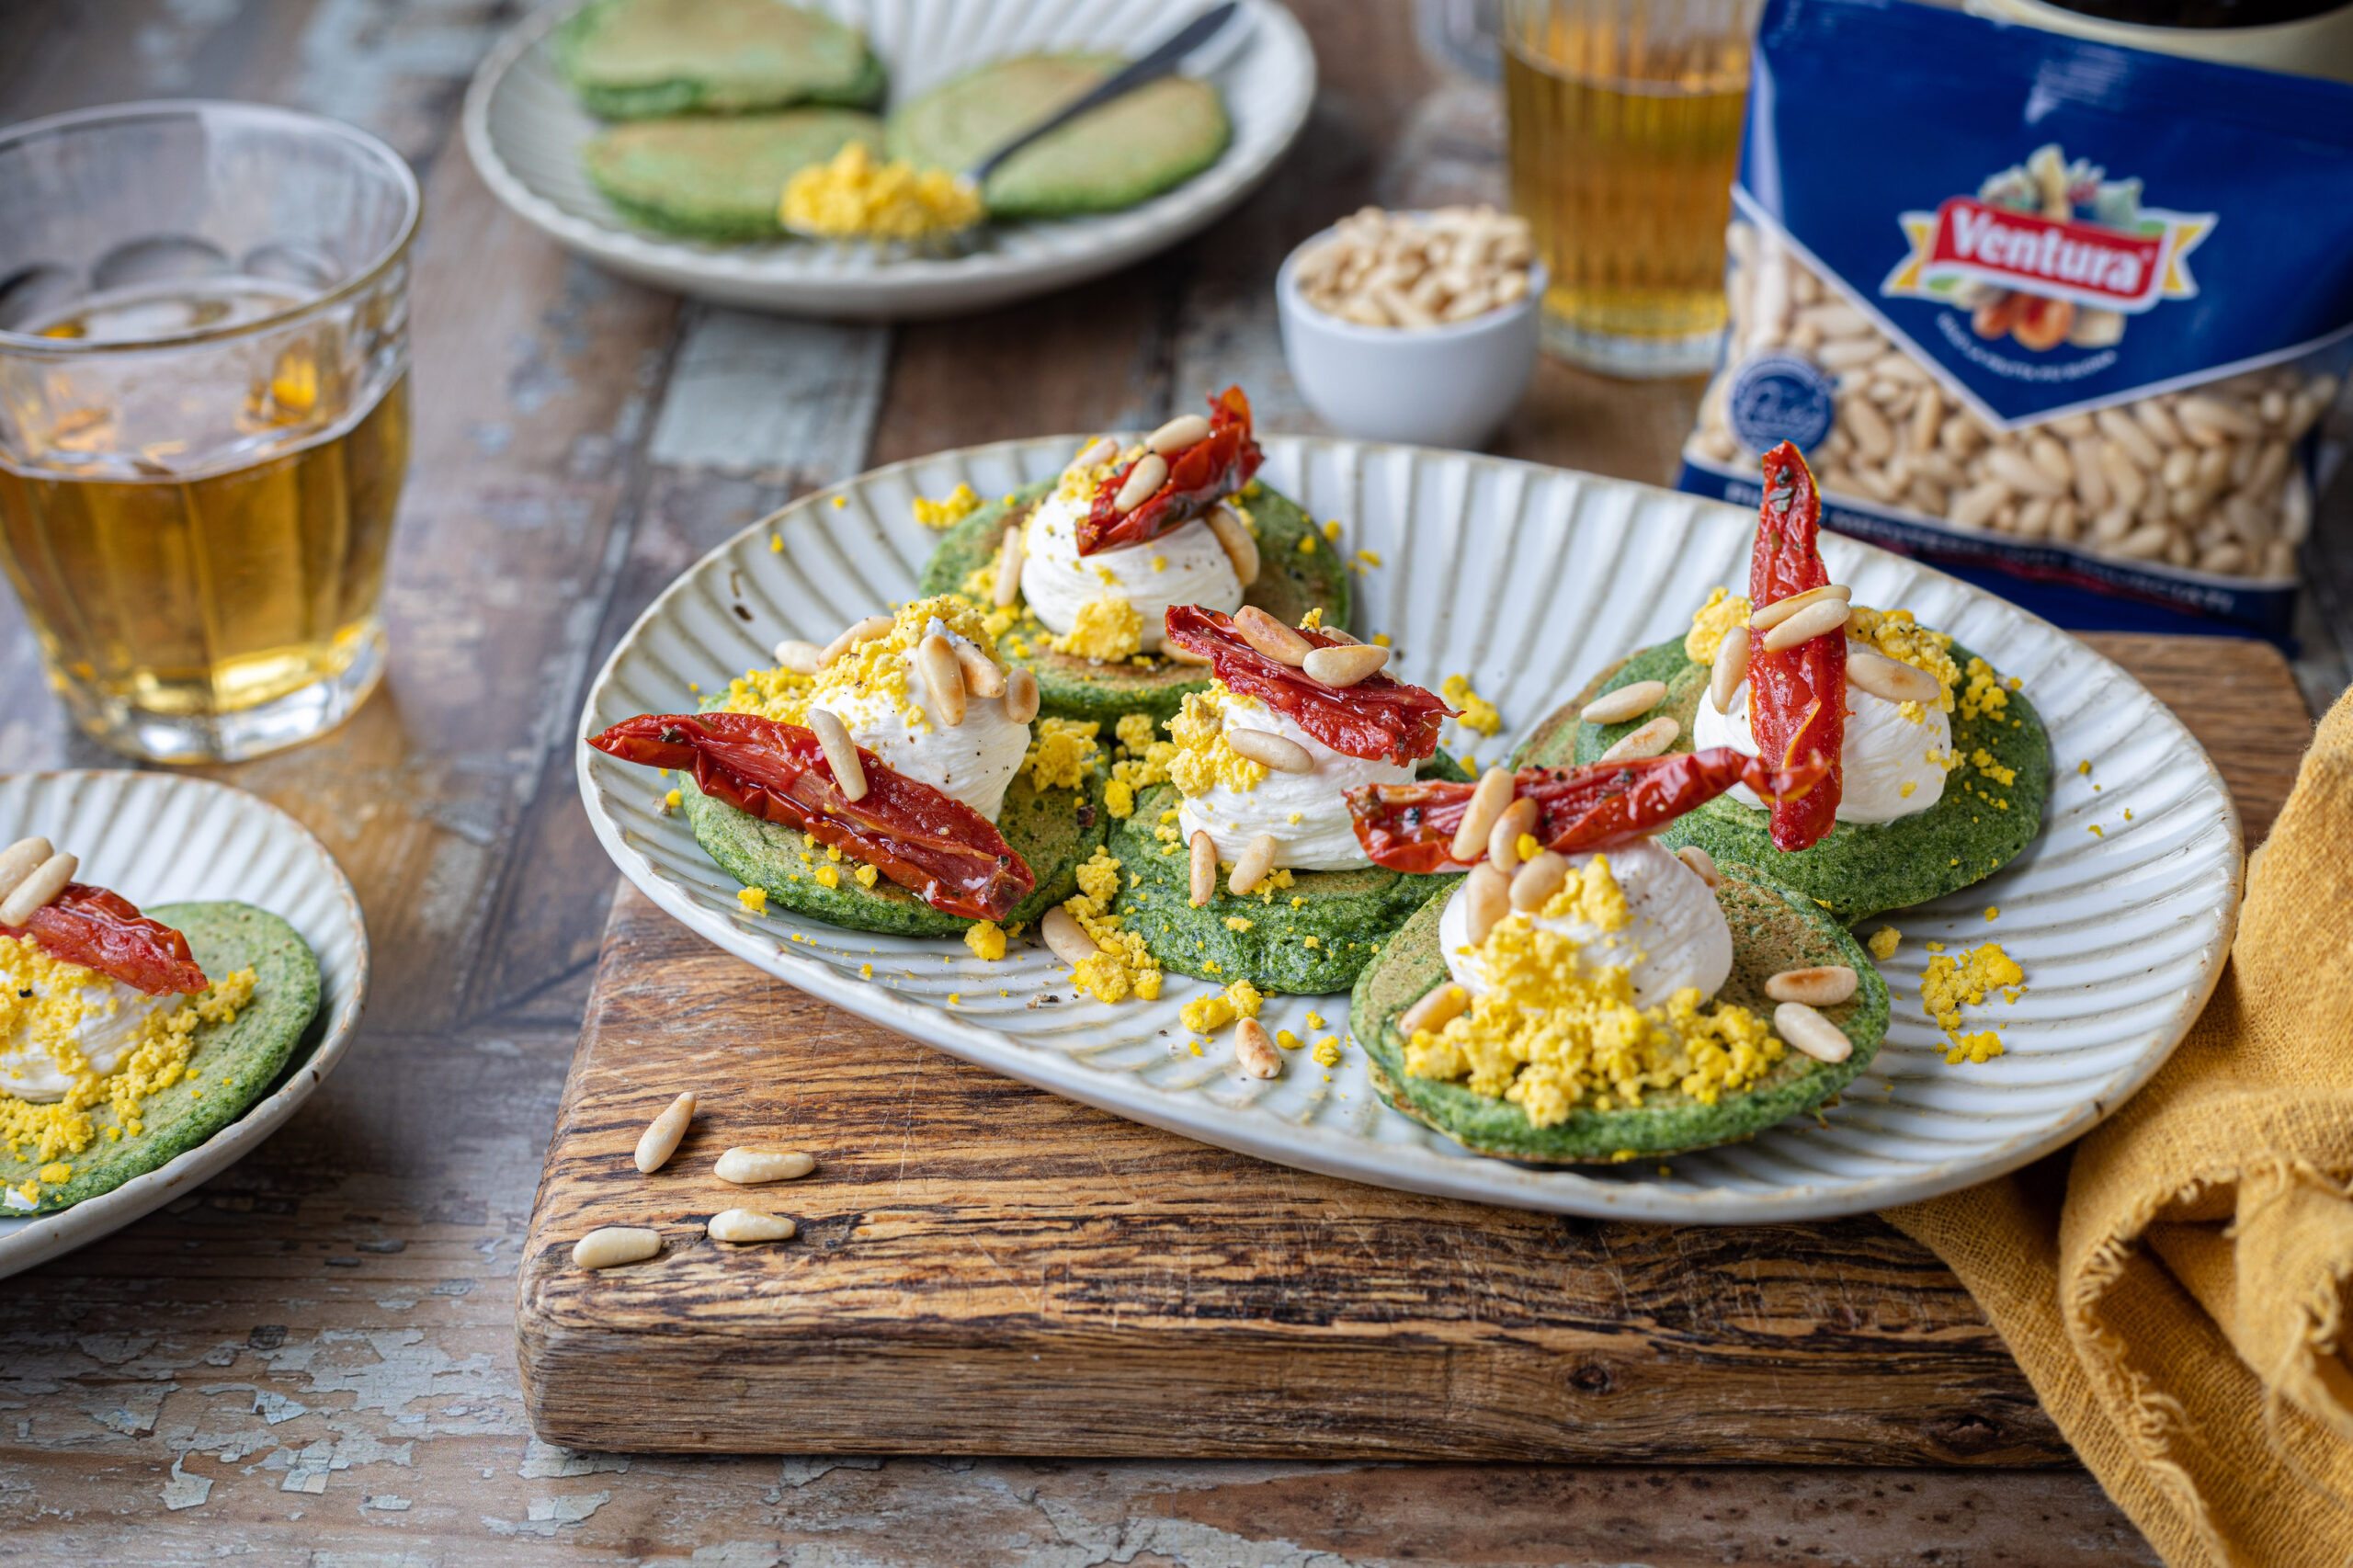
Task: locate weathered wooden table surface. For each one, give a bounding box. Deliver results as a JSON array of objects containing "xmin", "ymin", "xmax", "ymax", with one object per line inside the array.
[{"xmin": 1, "ymin": 2, "xmax": 2341, "ymax": 1562}]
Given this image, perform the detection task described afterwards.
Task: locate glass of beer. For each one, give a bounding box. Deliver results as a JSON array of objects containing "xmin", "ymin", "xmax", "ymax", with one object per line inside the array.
[
  {"xmin": 1503, "ymin": 0, "xmax": 1759, "ymax": 377},
  {"xmin": 0, "ymin": 101, "xmax": 417, "ymax": 762}
]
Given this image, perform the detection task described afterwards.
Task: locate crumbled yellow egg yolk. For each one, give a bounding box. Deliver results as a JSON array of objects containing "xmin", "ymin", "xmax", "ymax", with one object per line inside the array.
[
  {"xmin": 1051, "ymin": 595, "xmax": 1142, "ymax": 662},
  {"xmin": 1441, "ymin": 675, "xmax": 1502, "ymax": 737},
  {"xmin": 1868, "ymin": 926, "xmax": 1901, "ymax": 960},
  {"xmin": 1921, "ymin": 941, "xmax": 2025, "ymax": 1065},
  {"xmin": 1686, "ymin": 587, "xmax": 1753, "ymax": 663},
  {"xmin": 779, "ymin": 142, "xmax": 984, "ymax": 240},
  {"xmin": 1165, "ymin": 686, "xmax": 1267, "ymax": 798},
  {"xmin": 719, "ymin": 595, "xmax": 1004, "ymax": 738},
  {"xmin": 963, "ymin": 920, "xmax": 1006, "ymax": 961},
  {"xmin": 1102, "ymin": 712, "xmax": 1179, "ymax": 821},
  {"xmin": 1845, "ymin": 605, "xmax": 1962, "ymax": 715},
  {"xmin": 2, "ymin": 942, "xmax": 258, "ymax": 1199},
  {"xmin": 1060, "ymin": 851, "xmax": 1162, "ymax": 1004},
  {"xmin": 913, "ymin": 483, "xmax": 983, "ymax": 529},
  {"xmin": 1956, "ymin": 656, "xmax": 2012, "ymax": 724},
  {"xmin": 1177, "ymin": 978, "xmax": 1264, "ymax": 1035},
  {"xmin": 737, "ymin": 887, "xmax": 768, "ymax": 914},
  {"xmin": 1404, "ymin": 856, "xmax": 1782, "ymax": 1124},
  {"xmin": 1023, "ymin": 717, "xmax": 1103, "ymax": 791}
]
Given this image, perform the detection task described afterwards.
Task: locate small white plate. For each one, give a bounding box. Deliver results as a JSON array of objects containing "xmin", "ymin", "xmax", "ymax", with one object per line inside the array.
[
  {"xmin": 0, "ymin": 772, "xmax": 369, "ymax": 1279},
  {"xmin": 577, "ymin": 436, "xmax": 2242, "ymax": 1222},
  {"xmin": 462, "ymin": 0, "xmax": 1316, "ymax": 320}
]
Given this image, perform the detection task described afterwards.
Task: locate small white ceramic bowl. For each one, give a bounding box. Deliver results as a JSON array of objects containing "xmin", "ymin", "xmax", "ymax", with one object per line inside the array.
[{"xmin": 1276, "ymin": 222, "xmax": 1543, "ymax": 449}]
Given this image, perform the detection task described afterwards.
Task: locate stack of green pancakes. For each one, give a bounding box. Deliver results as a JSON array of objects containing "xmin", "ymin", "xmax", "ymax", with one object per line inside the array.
[
  {"xmin": 6, "ymin": 903, "xmax": 322, "ymax": 1214},
  {"xmin": 918, "ymin": 478, "xmax": 1351, "ymax": 727},
  {"xmin": 559, "ymin": 0, "xmax": 886, "ymax": 118},
  {"xmin": 1526, "ymin": 634, "xmax": 2051, "ymax": 924}
]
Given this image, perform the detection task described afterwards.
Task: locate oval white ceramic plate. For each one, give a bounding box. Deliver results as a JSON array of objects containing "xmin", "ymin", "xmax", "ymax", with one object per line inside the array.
[
  {"xmin": 462, "ymin": 0, "xmax": 1316, "ymax": 319},
  {"xmin": 0, "ymin": 772, "xmax": 369, "ymax": 1278},
  {"xmin": 576, "ymin": 436, "xmax": 2243, "ymax": 1222}
]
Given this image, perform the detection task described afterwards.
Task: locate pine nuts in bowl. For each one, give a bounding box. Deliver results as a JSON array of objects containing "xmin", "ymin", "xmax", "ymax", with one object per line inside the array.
[{"xmin": 1277, "ymin": 206, "xmax": 1544, "ymax": 449}]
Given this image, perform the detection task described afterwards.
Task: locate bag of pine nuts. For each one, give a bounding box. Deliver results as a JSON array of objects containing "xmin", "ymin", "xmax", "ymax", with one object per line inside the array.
[{"xmin": 1676, "ymin": 0, "xmax": 2353, "ymax": 639}]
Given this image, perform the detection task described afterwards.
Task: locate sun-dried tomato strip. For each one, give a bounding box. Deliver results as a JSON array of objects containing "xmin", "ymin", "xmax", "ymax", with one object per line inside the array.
[
  {"xmin": 2, "ymin": 883, "xmax": 210, "ymax": 995},
  {"xmin": 588, "ymin": 712, "xmax": 1035, "ymax": 923},
  {"xmin": 1163, "ymin": 604, "xmax": 1455, "ymax": 766},
  {"xmin": 1747, "ymin": 442, "xmax": 1846, "ymax": 852},
  {"xmin": 1076, "ymin": 385, "xmax": 1265, "ymax": 556},
  {"xmin": 1347, "ymin": 747, "xmax": 1832, "ymax": 874}
]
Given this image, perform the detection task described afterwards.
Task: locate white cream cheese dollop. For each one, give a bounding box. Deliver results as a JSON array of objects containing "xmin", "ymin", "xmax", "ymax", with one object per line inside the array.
[
  {"xmin": 811, "ymin": 618, "xmax": 1029, "ymax": 821},
  {"xmin": 1437, "ymin": 841, "xmax": 1732, "ymax": 1009},
  {"xmin": 1176, "ymin": 701, "xmax": 1415, "ymax": 871},
  {"xmin": 1019, "ymin": 485, "xmax": 1242, "ymax": 652},
  {"xmin": 0, "ymin": 965, "xmax": 173, "ymax": 1103},
  {"xmin": 1692, "ymin": 641, "xmax": 1950, "ymax": 824}
]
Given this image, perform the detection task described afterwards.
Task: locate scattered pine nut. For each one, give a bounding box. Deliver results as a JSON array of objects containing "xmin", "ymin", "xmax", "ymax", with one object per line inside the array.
[
  {"xmin": 992, "ymin": 522, "xmax": 1024, "ymax": 608},
  {"xmin": 772, "ymin": 639, "xmax": 825, "ymax": 676},
  {"xmin": 1004, "ymin": 666, "xmax": 1040, "ymax": 724},
  {"xmin": 820, "ymin": 614, "xmax": 892, "ymax": 667},
  {"xmin": 1233, "ymin": 606, "xmax": 1311, "ymax": 665},
  {"xmin": 1846, "ymin": 650, "xmax": 1939, "ymax": 705},
  {"xmin": 1450, "ymin": 767, "xmax": 1514, "ymax": 863},
  {"xmin": 1068, "ymin": 436, "xmax": 1119, "ymax": 473},
  {"xmin": 1226, "ymin": 727, "xmax": 1314, "ymax": 774},
  {"xmin": 1463, "ymin": 862, "xmax": 1511, "ymax": 945},
  {"xmin": 1113, "ymin": 452, "xmax": 1168, "ymax": 513},
  {"xmin": 1301, "ymin": 643, "xmax": 1389, "ymax": 687},
  {"xmin": 1758, "ymin": 599, "xmax": 1852, "ymax": 653},
  {"xmin": 1206, "ymin": 504, "xmax": 1259, "ymax": 586},
  {"xmin": 1767, "ymin": 965, "xmax": 1859, "ymax": 1006},
  {"xmin": 1233, "ymin": 1017, "xmax": 1280, "ymax": 1079},
  {"xmin": 917, "ymin": 633, "xmax": 967, "ymax": 727},
  {"xmin": 1042, "ymin": 905, "xmax": 1099, "ymax": 966},
  {"xmin": 1188, "ymin": 830, "xmax": 1218, "ymax": 906},
  {"xmin": 0, "ymin": 851, "xmax": 75, "ymax": 926},
  {"xmin": 707, "ymin": 1209, "xmax": 797, "ymax": 1244},
  {"xmin": 1400, "ymin": 983, "xmax": 1469, "ymax": 1037},
  {"xmin": 574, "ymin": 1226, "xmax": 661, "ymax": 1270},
  {"xmin": 1580, "ymin": 679, "xmax": 1666, "ymax": 725},
  {"xmin": 807, "ymin": 709, "xmax": 868, "ymax": 802},
  {"xmin": 953, "ymin": 641, "xmax": 1006, "ymax": 699},
  {"xmin": 1488, "ymin": 796, "xmax": 1538, "ymax": 870},
  {"xmin": 713, "ymin": 1147, "xmax": 816, "ymax": 1185},
  {"xmin": 1146, "ymin": 413, "xmax": 1211, "ymax": 454},
  {"xmin": 1711, "ymin": 625, "xmax": 1750, "ymax": 713},
  {"xmin": 1598, "ymin": 716, "xmax": 1677, "ymax": 762},
  {"xmin": 1509, "ymin": 850, "xmax": 1569, "ymax": 910},
  {"xmin": 1747, "ymin": 583, "xmax": 1852, "ymax": 631},
  {"xmin": 1676, "ymin": 845, "xmax": 1721, "ymax": 888},
  {"xmin": 633, "ymin": 1090, "xmax": 696, "ymax": 1174},
  {"xmin": 1229, "ymin": 833, "xmax": 1279, "ymax": 896},
  {"xmin": 0, "ymin": 837, "xmax": 53, "ymax": 903},
  {"xmin": 1774, "ymin": 1001, "xmax": 1853, "ymax": 1063}
]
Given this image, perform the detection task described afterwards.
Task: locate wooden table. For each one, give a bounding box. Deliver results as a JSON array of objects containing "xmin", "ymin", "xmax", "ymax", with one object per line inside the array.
[{"xmin": 0, "ymin": 3, "xmax": 2336, "ymax": 1562}]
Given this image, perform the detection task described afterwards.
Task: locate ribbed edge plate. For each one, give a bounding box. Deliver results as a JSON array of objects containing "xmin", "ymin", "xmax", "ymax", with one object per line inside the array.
[
  {"xmin": 0, "ymin": 772, "xmax": 369, "ymax": 1278},
  {"xmin": 461, "ymin": 0, "xmax": 1316, "ymax": 319},
  {"xmin": 576, "ymin": 437, "xmax": 2243, "ymax": 1221}
]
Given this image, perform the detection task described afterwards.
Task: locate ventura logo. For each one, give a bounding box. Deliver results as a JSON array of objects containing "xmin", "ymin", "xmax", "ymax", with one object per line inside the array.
[{"xmin": 1883, "ymin": 184, "xmax": 2213, "ymax": 322}]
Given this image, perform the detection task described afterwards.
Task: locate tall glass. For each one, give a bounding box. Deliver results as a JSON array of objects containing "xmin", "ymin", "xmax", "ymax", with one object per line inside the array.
[
  {"xmin": 1502, "ymin": 0, "xmax": 1757, "ymax": 378},
  {"xmin": 0, "ymin": 101, "xmax": 418, "ymax": 763}
]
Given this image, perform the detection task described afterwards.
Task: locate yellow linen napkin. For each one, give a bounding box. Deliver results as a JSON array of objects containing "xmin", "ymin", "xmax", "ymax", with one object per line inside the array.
[{"xmin": 1888, "ymin": 686, "xmax": 2353, "ymax": 1568}]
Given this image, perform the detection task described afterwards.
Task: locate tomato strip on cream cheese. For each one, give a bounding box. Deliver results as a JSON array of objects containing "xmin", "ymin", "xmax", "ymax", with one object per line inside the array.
[
  {"xmin": 1749, "ymin": 442, "xmax": 1846, "ymax": 852},
  {"xmin": 2, "ymin": 884, "xmax": 210, "ymax": 996},
  {"xmin": 1347, "ymin": 747, "xmax": 1832, "ymax": 874},
  {"xmin": 1076, "ymin": 386, "xmax": 1265, "ymax": 556},
  {"xmin": 1162, "ymin": 604, "xmax": 1455, "ymax": 766},
  {"xmin": 589, "ymin": 712, "xmax": 1036, "ymax": 922}
]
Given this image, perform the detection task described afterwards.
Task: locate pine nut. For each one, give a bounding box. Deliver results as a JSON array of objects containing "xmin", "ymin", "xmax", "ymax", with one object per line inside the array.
[
  {"xmin": 1580, "ymin": 679, "xmax": 1666, "ymax": 724},
  {"xmin": 773, "ymin": 639, "xmax": 825, "ymax": 676},
  {"xmin": 2097, "ymin": 408, "xmax": 2162, "ymax": 470},
  {"xmin": 1450, "ymin": 767, "xmax": 1514, "ymax": 863},
  {"xmin": 1233, "ymin": 1017, "xmax": 1280, "ymax": 1079},
  {"xmin": 1233, "ymin": 606, "xmax": 1312, "ymax": 665},
  {"xmin": 1042, "ymin": 905, "xmax": 1099, "ymax": 966},
  {"xmin": 713, "ymin": 1147, "xmax": 815, "ymax": 1185},
  {"xmin": 1676, "ymin": 845, "xmax": 1721, "ymax": 888},
  {"xmin": 1068, "ymin": 436, "xmax": 1119, "ymax": 474},
  {"xmin": 1113, "ymin": 453, "xmax": 1167, "ymax": 513},
  {"xmin": 1205, "ymin": 504, "xmax": 1258, "ymax": 587},
  {"xmin": 917, "ymin": 633, "xmax": 966, "ymax": 727},
  {"xmin": 1400, "ymin": 983, "xmax": 1469, "ymax": 1037},
  {"xmin": 0, "ymin": 852, "xmax": 76, "ymax": 926},
  {"xmin": 1758, "ymin": 599, "xmax": 1851, "ymax": 653},
  {"xmin": 953, "ymin": 641, "xmax": 1006, "ymax": 699},
  {"xmin": 993, "ymin": 522, "xmax": 1024, "ymax": 608},
  {"xmin": 1488, "ymin": 796, "xmax": 1538, "ymax": 871},
  {"xmin": 1301, "ymin": 643, "xmax": 1391, "ymax": 687},
  {"xmin": 1004, "ymin": 666, "xmax": 1040, "ymax": 724},
  {"xmin": 573, "ymin": 1226, "xmax": 661, "ymax": 1270},
  {"xmin": 1711, "ymin": 624, "xmax": 1750, "ymax": 713},
  {"xmin": 1188, "ymin": 830, "xmax": 1217, "ymax": 907},
  {"xmin": 633, "ymin": 1090, "xmax": 696, "ymax": 1174},
  {"xmin": 1146, "ymin": 414, "xmax": 1211, "ymax": 454},
  {"xmin": 1228, "ymin": 833, "xmax": 1278, "ymax": 896},
  {"xmin": 1767, "ymin": 965, "xmax": 1859, "ymax": 1006},
  {"xmin": 0, "ymin": 837, "xmax": 53, "ymax": 903},
  {"xmin": 1774, "ymin": 1001, "xmax": 1853, "ymax": 1063},
  {"xmin": 1846, "ymin": 650, "xmax": 1940, "ymax": 705},
  {"xmin": 1463, "ymin": 862, "xmax": 1511, "ymax": 945},
  {"xmin": 1163, "ymin": 642, "xmax": 1214, "ymax": 666},
  {"xmin": 1598, "ymin": 715, "xmax": 1677, "ymax": 762},
  {"xmin": 820, "ymin": 615, "xmax": 892, "ymax": 668},
  {"xmin": 1748, "ymin": 583, "xmax": 1853, "ymax": 631},
  {"xmin": 807, "ymin": 709, "xmax": 868, "ymax": 802},
  {"xmin": 707, "ymin": 1209, "xmax": 796, "ymax": 1244},
  {"xmin": 1509, "ymin": 849, "xmax": 1569, "ymax": 911},
  {"xmin": 1227, "ymin": 727, "xmax": 1314, "ymax": 774}
]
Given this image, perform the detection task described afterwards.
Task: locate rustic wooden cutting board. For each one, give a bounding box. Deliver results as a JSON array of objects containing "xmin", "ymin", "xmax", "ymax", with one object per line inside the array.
[{"xmin": 518, "ymin": 633, "xmax": 2310, "ymax": 1460}]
